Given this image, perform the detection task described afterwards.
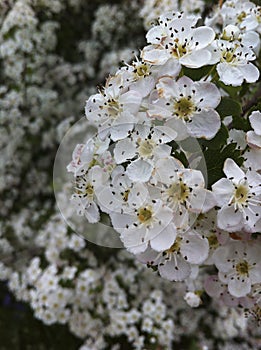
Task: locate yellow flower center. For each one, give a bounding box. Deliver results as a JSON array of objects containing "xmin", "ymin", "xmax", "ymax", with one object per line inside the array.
[
  {"xmin": 134, "ymin": 63, "xmax": 150, "ymax": 78},
  {"xmin": 173, "ymin": 97, "xmax": 195, "ymax": 120},
  {"xmin": 234, "ymin": 184, "xmax": 249, "ymax": 204},
  {"xmin": 167, "ymin": 180, "xmax": 190, "ymax": 203},
  {"xmin": 138, "ymin": 207, "xmax": 153, "ymax": 223},
  {"xmin": 138, "ymin": 139, "xmax": 155, "ymax": 158},
  {"xmin": 171, "ymin": 41, "xmax": 188, "ymax": 58},
  {"xmin": 236, "ymin": 260, "xmax": 249, "ymax": 276}
]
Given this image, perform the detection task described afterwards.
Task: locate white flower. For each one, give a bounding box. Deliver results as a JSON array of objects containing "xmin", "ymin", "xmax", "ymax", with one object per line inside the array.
[
  {"xmin": 213, "ymin": 241, "xmax": 261, "ymax": 298},
  {"xmin": 138, "ymin": 229, "xmax": 209, "ymax": 281},
  {"xmin": 148, "ymin": 76, "xmax": 221, "ymax": 140},
  {"xmin": 209, "ymin": 39, "xmax": 259, "ymax": 86},
  {"xmin": 85, "ymin": 73, "xmax": 142, "ymax": 141},
  {"xmin": 246, "ymin": 110, "xmax": 261, "ymax": 149},
  {"xmin": 71, "ymin": 165, "xmax": 109, "ymax": 223},
  {"xmin": 142, "ymin": 14, "xmax": 215, "ymax": 68},
  {"xmin": 153, "ymin": 157, "xmax": 216, "ymax": 215},
  {"xmin": 113, "ymin": 124, "xmax": 176, "ymax": 182},
  {"xmin": 212, "ymin": 158, "xmax": 261, "ymax": 232},
  {"xmin": 112, "ymin": 199, "xmax": 176, "ymax": 254}
]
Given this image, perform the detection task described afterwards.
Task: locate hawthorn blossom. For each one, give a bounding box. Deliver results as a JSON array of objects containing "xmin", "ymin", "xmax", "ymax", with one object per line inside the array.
[
  {"xmin": 114, "ymin": 124, "xmax": 177, "ymax": 182},
  {"xmin": 148, "ymin": 76, "xmax": 221, "ymax": 140},
  {"xmin": 85, "ymin": 74, "xmax": 142, "ymax": 141},
  {"xmin": 111, "ymin": 198, "xmax": 176, "ymax": 254},
  {"xmin": 209, "ymin": 39, "xmax": 259, "ymax": 86},
  {"xmin": 71, "ymin": 165, "xmax": 109, "ymax": 223},
  {"xmin": 141, "ymin": 13, "xmax": 215, "ymax": 69},
  {"xmin": 213, "ymin": 241, "xmax": 261, "ymax": 298},
  {"xmin": 137, "ymin": 229, "xmax": 209, "ymax": 281},
  {"xmin": 246, "ymin": 110, "xmax": 261, "ymax": 149},
  {"xmin": 212, "ymin": 158, "xmax": 261, "ymax": 232},
  {"xmin": 152, "ymin": 157, "xmax": 216, "ymax": 217}
]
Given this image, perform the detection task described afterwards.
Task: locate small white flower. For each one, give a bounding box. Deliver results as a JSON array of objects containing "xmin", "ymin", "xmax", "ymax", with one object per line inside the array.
[
  {"xmin": 209, "ymin": 39, "xmax": 259, "ymax": 86},
  {"xmin": 148, "ymin": 76, "xmax": 221, "ymax": 140},
  {"xmin": 85, "ymin": 73, "xmax": 142, "ymax": 141},
  {"xmin": 142, "ymin": 14, "xmax": 215, "ymax": 69},
  {"xmin": 184, "ymin": 291, "xmax": 201, "ymax": 307},
  {"xmin": 212, "ymin": 158, "xmax": 261, "ymax": 232},
  {"xmin": 213, "ymin": 241, "xmax": 261, "ymax": 298}
]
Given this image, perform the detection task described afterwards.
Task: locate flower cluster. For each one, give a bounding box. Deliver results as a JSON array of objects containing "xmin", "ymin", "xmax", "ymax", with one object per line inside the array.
[{"xmin": 68, "ymin": 0, "xmax": 261, "ymax": 319}]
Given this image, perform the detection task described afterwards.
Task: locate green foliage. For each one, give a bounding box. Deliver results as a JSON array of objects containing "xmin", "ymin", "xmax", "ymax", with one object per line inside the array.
[
  {"xmin": 216, "ymin": 97, "xmax": 242, "ymax": 119},
  {"xmin": 182, "ymin": 65, "xmax": 213, "ymax": 81}
]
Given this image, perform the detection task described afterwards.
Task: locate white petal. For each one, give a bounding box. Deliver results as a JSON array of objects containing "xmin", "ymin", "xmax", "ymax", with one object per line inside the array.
[
  {"xmin": 150, "ymin": 223, "xmax": 177, "ymax": 252},
  {"xmin": 120, "ymin": 227, "xmax": 148, "ymax": 254},
  {"xmin": 85, "ymin": 202, "xmax": 100, "ymax": 223},
  {"xmin": 217, "ymin": 205, "xmax": 243, "ymax": 232},
  {"xmin": 223, "ymin": 158, "xmax": 245, "ymax": 182},
  {"xmin": 238, "ymin": 63, "xmax": 259, "ymax": 84},
  {"xmin": 192, "ymin": 27, "xmax": 215, "ymax": 49},
  {"xmin": 249, "ymin": 111, "xmax": 261, "ymax": 136},
  {"xmin": 212, "ymin": 178, "xmax": 234, "ymax": 206},
  {"xmin": 165, "ymin": 117, "xmax": 189, "ymax": 141},
  {"xmin": 141, "ymin": 46, "xmax": 169, "ymax": 65},
  {"xmin": 194, "ymin": 82, "xmax": 221, "ymax": 109},
  {"xmin": 180, "ymin": 49, "xmax": 212, "ymax": 68},
  {"xmin": 110, "ymin": 122, "xmax": 133, "ymax": 141},
  {"xmin": 204, "ymin": 275, "xmax": 225, "ymax": 298},
  {"xmin": 217, "ymin": 63, "xmax": 243, "ymax": 86},
  {"xmin": 114, "ymin": 139, "xmax": 136, "ymax": 164},
  {"xmin": 187, "ymin": 110, "xmax": 221, "ymax": 139},
  {"xmin": 228, "ymin": 276, "xmax": 251, "ymax": 298},
  {"xmin": 180, "ymin": 232, "xmax": 209, "ymax": 264},
  {"xmin": 110, "ymin": 213, "xmax": 134, "ymax": 233},
  {"xmin": 158, "ymin": 256, "xmax": 191, "ymax": 281},
  {"xmin": 126, "ymin": 159, "xmax": 153, "ymax": 182}
]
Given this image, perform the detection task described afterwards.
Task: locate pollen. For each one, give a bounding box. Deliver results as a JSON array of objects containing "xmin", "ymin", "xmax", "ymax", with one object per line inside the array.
[
  {"xmin": 167, "ymin": 180, "xmax": 190, "ymax": 204},
  {"xmin": 236, "ymin": 260, "xmax": 250, "ymax": 277},
  {"xmin": 234, "ymin": 184, "xmax": 249, "ymax": 205},
  {"xmin": 138, "ymin": 207, "xmax": 153, "ymax": 223},
  {"xmin": 138, "ymin": 139, "xmax": 156, "ymax": 158},
  {"xmin": 173, "ymin": 97, "xmax": 195, "ymax": 120}
]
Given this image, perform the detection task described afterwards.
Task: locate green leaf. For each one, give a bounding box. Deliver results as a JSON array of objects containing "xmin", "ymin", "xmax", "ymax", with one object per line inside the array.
[
  {"xmin": 216, "ymin": 97, "xmax": 242, "ymax": 119},
  {"xmin": 216, "ymin": 81, "xmax": 242, "ymax": 99},
  {"xmin": 232, "ymin": 114, "xmax": 251, "ymax": 132},
  {"xmin": 204, "ymin": 143, "xmax": 244, "ymax": 188},
  {"xmin": 182, "ymin": 65, "xmax": 213, "ymax": 80},
  {"xmin": 199, "ymin": 123, "xmax": 228, "ymax": 149}
]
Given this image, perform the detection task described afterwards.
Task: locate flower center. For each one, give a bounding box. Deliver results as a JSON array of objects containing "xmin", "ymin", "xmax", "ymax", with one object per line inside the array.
[
  {"xmin": 173, "ymin": 97, "xmax": 195, "ymax": 120},
  {"xmin": 165, "ymin": 237, "xmax": 182, "ymax": 254},
  {"xmin": 107, "ymin": 99, "xmax": 122, "ymax": 118},
  {"xmin": 237, "ymin": 11, "xmax": 246, "ymax": 23},
  {"xmin": 236, "ymin": 260, "xmax": 249, "ymax": 276},
  {"xmin": 122, "ymin": 189, "xmax": 130, "ymax": 202},
  {"xmin": 138, "ymin": 207, "xmax": 153, "ymax": 223},
  {"xmin": 167, "ymin": 180, "xmax": 190, "ymax": 204},
  {"xmin": 171, "ymin": 41, "xmax": 188, "ymax": 58},
  {"xmin": 134, "ymin": 63, "xmax": 150, "ymax": 78},
  {"xmin": 85, "ymin": 184, "xmax": 94, "ymax": 198},
  {"xmin": 207, "ymin": 234, "xmax": 219, "ymax": 248},
  {"xmin": 138, "ymin": 139, "xmax": 156, "ymax": 158},
  {"xmin": 234, "ymin": 184, "xmax": 249, "ymax": 204},
  {"xmin": 221, "ymin": 50, "xmax": 236, "ymax": 64}
]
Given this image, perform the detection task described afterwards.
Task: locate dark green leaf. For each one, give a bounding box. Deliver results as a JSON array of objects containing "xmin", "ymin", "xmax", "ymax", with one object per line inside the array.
[
  {"xmin": 182, "ymin": 65, "xmax": 213, "ymax": 81},
  {"xmin": 216, "ymin": 97, "xmax": 242, "ymax": 119}
]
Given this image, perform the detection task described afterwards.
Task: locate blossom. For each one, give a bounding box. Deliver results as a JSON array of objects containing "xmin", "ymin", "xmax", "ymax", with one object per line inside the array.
[
  {"xmin": 114, "ymin": 124, "xmax": 177, "ymax": 182},
  {"xmin": 148, "ymin": 76, "xmax": 221, "ymax": 140},
  {"xmin": 142, "ymin": 13, "xmax": 215, "ymax": 69},
  {"xmin": 209, "ymin": 39, "xmax": 259, "ymax": 86},
  {"xmin": 137, "ymin": 229, "xmax": 209, "ymax": 281},
  {"xmin": 213, "ymin": 241, "xmax": 261, "ymax": 298},
  {"xmin": 212, "ymin": 158, "xmax": 261, "ymax": 232},
  {"xmin": 85, "ymin": 73, "xmax": 142, "ymax": 141}
]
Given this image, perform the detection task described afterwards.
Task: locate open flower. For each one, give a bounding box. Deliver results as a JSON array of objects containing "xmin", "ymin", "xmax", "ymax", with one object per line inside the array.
[
  {"xmin": 213, "ymin": 241, "xmax": 261, "ymax": 298},
  {"xmin": 85, "ymin": 73, "xmax": 142, "ymax": 141},
  {"xmin": 142, "ymin": 13, "xmax": 215, "ymax": 69},
  {"xmin": 212, "ymin": 158, "xmax": 261, "ymax": 232},
  {"xmin": 148, "ymin": 76, "xmax": 221, "ymax": 140}
]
